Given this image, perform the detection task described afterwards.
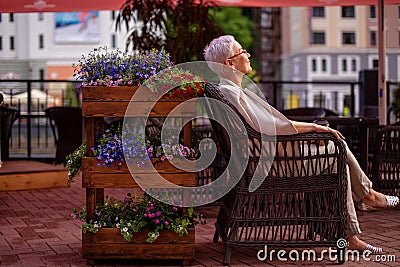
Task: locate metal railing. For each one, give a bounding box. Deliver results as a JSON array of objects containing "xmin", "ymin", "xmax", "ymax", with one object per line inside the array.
[
  {"xmin": 0, "ymin": 79, "xmax": 398, "ymax": 161},
  {"xmin": 0, "ymin": 79, "xmax": 80, "ymax": 161}
]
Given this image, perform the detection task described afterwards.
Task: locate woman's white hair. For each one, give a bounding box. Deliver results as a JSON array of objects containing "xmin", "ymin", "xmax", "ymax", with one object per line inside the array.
[
  {"xmin": 203, "ymin": 35, "xmax": 235, "ymax": 77},
  {"xmin": 203, "ymin": 35, "xmax": 235, "ymax": 64}
]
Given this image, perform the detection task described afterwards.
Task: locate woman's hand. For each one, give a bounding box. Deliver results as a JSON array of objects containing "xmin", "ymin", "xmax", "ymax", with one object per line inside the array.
[
  {"xmin": 314, "ymin": 124, "xmax": 345, "ymax": 140},
  {"xmin": 290, "ymin": 120, "xmax": 345, "ymax": 140}
]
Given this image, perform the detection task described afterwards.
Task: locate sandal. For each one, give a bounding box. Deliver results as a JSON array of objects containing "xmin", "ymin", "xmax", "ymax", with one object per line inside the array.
[{"xmin": 358, "ymin": 195, "xmax": 399, "ymax": 212}]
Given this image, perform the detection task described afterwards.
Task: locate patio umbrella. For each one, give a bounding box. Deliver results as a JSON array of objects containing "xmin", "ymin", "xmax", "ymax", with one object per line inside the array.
[
  {"xmin": 1, "ymin": 0, "xmax": 399, "ymax": 124},
  {"xmin": 12, "ymin": 89, "xmax": 56, "ymax": 105}
]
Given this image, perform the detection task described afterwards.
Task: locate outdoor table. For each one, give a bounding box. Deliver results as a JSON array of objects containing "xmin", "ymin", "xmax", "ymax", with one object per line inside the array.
[{"xmin": 285, "ymin": 116, "xmax": 379, "ymax": 174}]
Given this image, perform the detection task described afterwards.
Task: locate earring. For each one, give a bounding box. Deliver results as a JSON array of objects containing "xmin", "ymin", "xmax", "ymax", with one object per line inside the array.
[{"xmin": 232, "ymin": 69, "xmax": 236, "ymax": 73}]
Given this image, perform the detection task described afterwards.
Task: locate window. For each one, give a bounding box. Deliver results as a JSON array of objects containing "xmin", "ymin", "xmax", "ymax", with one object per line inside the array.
[
  {"xmin": 338, "ymin": 56, "xmax": 359, "ymax": 75},
  {"xmin": 0, "ymin": 36, "xmax": 2, "ymax": 50},
  {"xmin": 308, "ymin": 55, "xmax": 331, "ymax": 75},
  {"xmin": 342, "ymin": 6, "xmax": 355, "ymax": 18},
  {"xmin": 370, "ymin": 31, "xmax": 376, "ymax": 46},
  {"xmin": 312, "ymin": 7, "xmax": 325, "ymax": 17},
  {"xmin": 39, "ymin": 34, "xmax": 44, "ymax": 49},
  {"xmin": 351, "ymin": 59, "xmax": 357, "ymax": 72},
  {"xmin": 111, "ymin": 34, "xmax": 116, "ymax": 48},
  {"xmin": 342, "ymin": 32, "xmax": 355, "ymax": 45},
  {"xmin": 370, "ymin": 6, "xmax": 376, "ymax": 19},
  {"xmin": 10, "ymin": 36, "xmax": 14, "ymax": 50},
  {"xmin": 312, "ymin": 32, "xmax": 325, "ymax": 44},
  {"xmin": 321, "ymin": 59, "xmax": 327, "ymax": 72},
  {"xmin": 0, "ymin": 13, "xmax": 2, "ymax": 23},
  {"xmin": 38, "ymin": 13, "xmax": 44, "ymax": 21},
  {"xmin": 342, "ymin": 59, "xmax": 347, "ymax": 72},
  {"xmin": 312, "ymin": 59, "xmax": 317, "ymax": 72},
  {"xmin": 39, "ymin": 69, "xmax": 45, "ymax": 80},
  {"xmin": 111, "ymin": 11, "xmax": 116, "ymax": 20},
  {"xmin": 372, "ymin": 59, "xmax": 379, "ymax": 68},
  {"xmin": 9, "ymin": 13, "xmax": 14, "ymax": 22}
]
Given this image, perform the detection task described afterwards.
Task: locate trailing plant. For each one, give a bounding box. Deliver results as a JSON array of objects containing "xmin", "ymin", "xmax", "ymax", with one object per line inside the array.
[{"xmin": 72, "ymin": 192, "xmax": 195, "ymax": 243}]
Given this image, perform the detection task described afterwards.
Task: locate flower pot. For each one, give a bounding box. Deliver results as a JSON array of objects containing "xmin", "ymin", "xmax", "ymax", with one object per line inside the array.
[
  {"xmin": 82, "ymin": 227, "xmax": 195, "ymax": 264},
  {"xmin": 81, "ymin": 85, "xmax": 197, "ymax": 263},
  {"xmin": 82, "ymin": 157, "xmax": 196, "ymax": 188},
  {"xmin": 82, "ymin": 86, "xmax": 197, "ymax": 117}
]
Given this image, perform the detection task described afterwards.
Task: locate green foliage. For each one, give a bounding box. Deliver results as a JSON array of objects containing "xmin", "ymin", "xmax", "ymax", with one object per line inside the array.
[
  {"xmin": 66, "ymin": 142, "xmax": 86, "ymax": 187},
  {"xmin": 64, "ymin": 84, "xmax": 80, "ymax": 107},
  {"xmin": 391, "ymin": 83, "xmax": 400, "ymax": 120},
  {"xmin": 73, "ymin": 192, "xmax": 194, "ymax": 243},
  {"xmin": 116, "ymin": 0, "xmax": 222, "ymax": 63},
  {"xmin": 209, "ymin": 7, "xmax": 253, "ymax": 50}
]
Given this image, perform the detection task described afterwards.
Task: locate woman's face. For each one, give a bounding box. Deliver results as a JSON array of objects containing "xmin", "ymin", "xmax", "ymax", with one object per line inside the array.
[{"xmin": 225, "ymin": 40, "xmax": 252, "ymax": 74}]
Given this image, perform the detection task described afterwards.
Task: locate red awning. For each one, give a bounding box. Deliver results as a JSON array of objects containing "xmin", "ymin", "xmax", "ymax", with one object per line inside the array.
[{"xmin": 1, "ymin": 0, "xmax": 400, "ymax": 13}]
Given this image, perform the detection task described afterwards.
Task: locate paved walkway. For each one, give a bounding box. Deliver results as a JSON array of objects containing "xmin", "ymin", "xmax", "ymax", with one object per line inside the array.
[{"xmin": 1, "ymin": 174, "xmax": 399, "ymax": 266}]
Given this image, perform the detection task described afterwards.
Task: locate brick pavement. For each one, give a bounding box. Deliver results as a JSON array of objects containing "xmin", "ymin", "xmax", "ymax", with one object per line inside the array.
[{"xmin": 0, "ymin": 175, "xmax": 399, "ymax": 266}]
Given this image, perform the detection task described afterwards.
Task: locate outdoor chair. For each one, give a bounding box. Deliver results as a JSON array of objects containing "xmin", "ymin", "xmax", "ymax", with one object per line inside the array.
[
  {"xmin": 203, "ymin": 83, "xmax": 348, "ymax": 265},
  {"xmin": 370, "ymin": 125, "xmax": 400, "ymax": 195},
  {"xmin": 46, "ymin": 106, "xmax": 82, "ymax": 164},
  {"xmin": 280, "ymin": 107, "xmax": 326, "ymax": 118},
  {"xmin": 0, "ymin": 105, "xmax": 20, "ymax": 161}
]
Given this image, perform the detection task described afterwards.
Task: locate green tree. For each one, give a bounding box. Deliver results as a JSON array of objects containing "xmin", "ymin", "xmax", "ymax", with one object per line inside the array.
[
  {"xmin": 209, "ymin": 7, "xmax": 253, "ymax": 50},
  {"xmin": 391, "ymin": 83, "xmax": 400, "ymax": 121},
  {"xmin": 116, "ymin": 0, "xmax": 222, "ymax": 63}
]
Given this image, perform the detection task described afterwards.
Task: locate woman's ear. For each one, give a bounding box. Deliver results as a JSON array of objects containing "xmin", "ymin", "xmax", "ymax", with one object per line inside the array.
[{"xmin": 224, "ymin": 59, "xmax": 233, "ymax": 66}]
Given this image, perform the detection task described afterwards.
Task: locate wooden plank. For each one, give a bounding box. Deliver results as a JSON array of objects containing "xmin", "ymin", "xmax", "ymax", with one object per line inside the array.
[
  {"xmin": 0, "ymin": 160, "xmax": 66, "ymax": 174},
  {"xmin": 82, "ymin": 86, "xmax": 197, "ymax": 117},
  {"xmin": 83, "ymin": 228, "xmax": 194, "ymax": 244},
  {"xmin": 82, "ymin": 157, "xmax": 193, "ymax": 173},
  {"xmin": 82, "ymin": 243, "xmax": 195, "ymax": 259},
  {"xmin": 0, "ymin": 170, "xmax": 67, "ymax": 191},
  {"xmin": 82, "ymin": 172, "xmax": 196, "ymax": 188},
  {"xmin": 83, "ymin": 101, "xmax": 196, "ymax": 117},
  {"xmin": 82, "ymin": 228, "xmax": 195, "ymax": 260}
]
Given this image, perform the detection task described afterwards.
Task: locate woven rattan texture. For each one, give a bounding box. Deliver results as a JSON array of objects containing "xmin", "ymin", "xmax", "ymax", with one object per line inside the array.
[{"xmin": 203, "ymin": 83, "xmax": 348, "ymax": 265}]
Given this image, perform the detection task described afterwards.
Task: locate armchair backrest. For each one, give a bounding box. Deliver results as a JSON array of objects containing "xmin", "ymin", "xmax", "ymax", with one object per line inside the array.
[
  {"xmin": 203, "ymin": 83, "xmax": 348, "ymax": 192},
  {"xmin": 46, "ymin": 106, "xmax": 82, "ymax": 164}
]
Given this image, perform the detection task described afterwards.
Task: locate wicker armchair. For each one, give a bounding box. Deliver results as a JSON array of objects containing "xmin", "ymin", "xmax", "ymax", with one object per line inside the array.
[
  {"xmin": 203, "ymin": 83, "xmax": 348, "ymax": 265},
  {"xmin": 370, "ymin": 125, "xmax": 400, "ymax": 195}
]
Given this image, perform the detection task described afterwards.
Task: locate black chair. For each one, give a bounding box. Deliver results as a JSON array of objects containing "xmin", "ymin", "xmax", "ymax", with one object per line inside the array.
[
  {"xmin": 0, "ymin": 105, "xmax": 20, "ymax": 161},
  {"xmin": 203, "ymin": 83, "xmax": 348, "ymax": 265},
  {"xmin": 370, "ymin": 125, "xmax": 400, "ymax": 195},
  {"xmin": 46, "ymin": 106, "xmax": 82, "ymax": 164},
  {"xmin": 280, "ymin": 107, "xmax": 326, "ymax": 118}
]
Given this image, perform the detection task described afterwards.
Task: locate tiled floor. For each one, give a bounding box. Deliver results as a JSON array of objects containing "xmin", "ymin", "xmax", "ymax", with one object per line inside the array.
[{"xmin": 0, "ymin": 174, "xmax": 399, "ymax": 266}]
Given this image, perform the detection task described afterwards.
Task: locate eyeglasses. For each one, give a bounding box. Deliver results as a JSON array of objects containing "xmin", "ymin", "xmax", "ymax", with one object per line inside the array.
[{"xmin": 227, "ymin": 49, "xmax": 248, "ymax": 60}]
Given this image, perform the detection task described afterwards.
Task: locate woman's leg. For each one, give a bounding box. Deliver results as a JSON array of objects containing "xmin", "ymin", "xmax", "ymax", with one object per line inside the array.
[{"xmin": 343, "ymin": 141, "xmax": 397, "ymax": 208}]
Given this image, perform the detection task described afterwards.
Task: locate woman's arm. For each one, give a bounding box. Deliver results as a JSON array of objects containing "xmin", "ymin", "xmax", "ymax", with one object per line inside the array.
[{"xmin": 290, "ymin": 120, "xmax": 345, "ymax": 140}]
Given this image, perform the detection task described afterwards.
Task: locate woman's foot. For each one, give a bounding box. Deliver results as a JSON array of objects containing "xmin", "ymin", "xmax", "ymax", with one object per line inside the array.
[
  {"xmin": 359, "ymin": 189, "xmax": 399, "ymax": 211},
  {"xmin": 347, "ymin": 235, "xmax": 383, "ymax": 254}
]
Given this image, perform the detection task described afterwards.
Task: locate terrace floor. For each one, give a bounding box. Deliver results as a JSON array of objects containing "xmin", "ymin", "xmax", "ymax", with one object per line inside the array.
[{"xmin": 0, "ymin": 172, "xmax": 399, "ymax": 267}]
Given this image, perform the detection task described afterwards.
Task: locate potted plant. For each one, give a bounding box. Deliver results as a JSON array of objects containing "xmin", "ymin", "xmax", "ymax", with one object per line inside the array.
[{"xmin": 72, "ymin": 46, "xmax": 204, "ymax": 263}]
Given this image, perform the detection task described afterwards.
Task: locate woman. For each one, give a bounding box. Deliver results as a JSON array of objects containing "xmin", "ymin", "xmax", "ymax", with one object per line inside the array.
[{"xmin": 203, "ymin": 35, "xmax": 399, "ymax": 253}]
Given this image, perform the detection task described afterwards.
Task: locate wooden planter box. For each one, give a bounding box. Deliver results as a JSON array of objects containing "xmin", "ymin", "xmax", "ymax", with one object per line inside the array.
[
  {"xmin": 81, "ymin": 86, "xmax": 197, "ymax": 264},
  {"xmin": 82, "ymin": 157, "xmax": 196, "ymax": 188},
  {"xmin": 82, "ymin": 228, "xmax": 195, "ymax": 263}
]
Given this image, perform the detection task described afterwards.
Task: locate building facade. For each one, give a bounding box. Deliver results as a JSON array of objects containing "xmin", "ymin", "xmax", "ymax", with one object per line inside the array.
[
  {"xmin": 0, "ymin": 11, "xmax": 127, "ymax": 94},
  {"xmin": 280, "ymin": 5, "xmax": 400, "ymax": 115}
]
